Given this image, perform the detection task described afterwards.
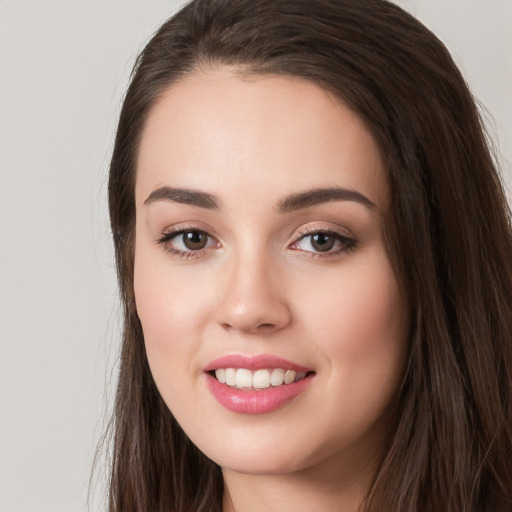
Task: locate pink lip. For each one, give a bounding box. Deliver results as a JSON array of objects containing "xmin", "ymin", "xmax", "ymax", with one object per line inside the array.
[
  {"xmin": 203, "ymin": 354, "xmax": 310, "ymax": 372},
  {"xmin": 205, "ymin": 374, "xmax": 313, "ymax": 414},
  {"xmin": 203, "ymin": 354, "xmax": 314, "ymax": 415}
]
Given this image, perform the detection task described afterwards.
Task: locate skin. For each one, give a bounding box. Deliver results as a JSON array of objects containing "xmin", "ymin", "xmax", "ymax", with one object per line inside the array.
[{"xmin": 134, "ymin": 68, "xmax": 410, "ymax": 511}]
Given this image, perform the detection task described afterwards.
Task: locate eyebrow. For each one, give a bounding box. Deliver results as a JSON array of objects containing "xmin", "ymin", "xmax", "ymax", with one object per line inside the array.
[
  {"xmin": 143, "ymin": 185, "xmax": 376, "ymax": 212},
  {"xmin": 276, "ymin": 187, "xmax": 376, "ymax": 213},
  {"xmin": 144, "ymin": 186, "xmax": 220, "ymax": 209}
]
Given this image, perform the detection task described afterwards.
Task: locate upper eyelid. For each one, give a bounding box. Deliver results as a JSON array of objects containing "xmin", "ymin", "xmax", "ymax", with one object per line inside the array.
[
  {"xmin": 155, "ymin": 228, "xmax": 217, "ymax": 253},
  {"xmin": 292, "ymin": 223, "xmax": 354, "ymax": 240},
  {"xmin": 159, "ymin": 223, "xmax": 220, "ymax": 240},
  {"xmin": 291, "ymin": 229, "xmax": 355, "ymax": 247},
  {"xmin": 157, "ymin": 230, "xmax": 219, "ymax": 248}
]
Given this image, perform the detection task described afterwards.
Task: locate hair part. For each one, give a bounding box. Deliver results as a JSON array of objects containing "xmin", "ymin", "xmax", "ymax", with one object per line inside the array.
[{"xmin": 106, "ymin": 1, "xmax": 512, "ymax": 510}]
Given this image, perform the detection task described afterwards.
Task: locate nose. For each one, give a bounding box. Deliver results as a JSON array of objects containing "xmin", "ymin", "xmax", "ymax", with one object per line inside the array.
[{"xmin": 216, "ymin": 251, "xmax": 292, "ymax": 335}]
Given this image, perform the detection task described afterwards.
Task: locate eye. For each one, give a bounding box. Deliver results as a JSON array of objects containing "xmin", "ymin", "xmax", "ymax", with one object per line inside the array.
[
  {"xmin": 306, "ymin": 233, "xmax": 336, "ymax": 252},
  {"xmin": 290, "ymin": 229, "xmax": 356, "ymax": 256},
  {"xmin": 177, "ymin": 231, "xmax": 210, "ymax": 250},
  {"xmin": 157, "ymin": 228, "xmax": 219, "ymax": 257}
]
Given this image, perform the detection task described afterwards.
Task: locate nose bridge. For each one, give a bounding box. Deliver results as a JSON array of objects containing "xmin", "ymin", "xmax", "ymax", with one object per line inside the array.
[{"xmin": 217, "ymin": 241, "xmax": 291, "ymax": 333}]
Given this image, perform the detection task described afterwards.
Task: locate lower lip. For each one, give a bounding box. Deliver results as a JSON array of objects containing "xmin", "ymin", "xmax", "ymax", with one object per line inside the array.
[{"xmin": 205, "ymin": 373, "xmax": 313, "ymax": 414}]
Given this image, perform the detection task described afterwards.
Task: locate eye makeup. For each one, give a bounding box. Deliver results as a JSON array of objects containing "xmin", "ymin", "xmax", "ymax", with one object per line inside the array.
[{"xmin": 155, "ymin": 223, "xmax": 358, "ymax": 261}]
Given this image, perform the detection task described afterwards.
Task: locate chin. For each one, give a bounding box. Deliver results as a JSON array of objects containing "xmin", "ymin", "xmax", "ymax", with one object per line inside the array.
[
  {"xmin": 216, "ymin": 453, "xmax": 308, "ymax": 476},
  {"xmin": 199, "ymin": 435, "xmax": 328, "ymax": 477}
]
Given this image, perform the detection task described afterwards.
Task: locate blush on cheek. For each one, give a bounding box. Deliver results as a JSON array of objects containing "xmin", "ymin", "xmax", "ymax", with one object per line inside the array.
[
  {"xmin": 134, "ymin": 265, "xmax": 213, "ymax": 369},
  {"xmin": 311, "ymin": 268, "xmax": 409, "ymax": 404}
]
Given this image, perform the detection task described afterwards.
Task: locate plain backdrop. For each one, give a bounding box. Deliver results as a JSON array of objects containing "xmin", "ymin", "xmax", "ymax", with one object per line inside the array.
[{"xmin": 0, "ymin": 1, "xmax": 510, "ymax": 511}]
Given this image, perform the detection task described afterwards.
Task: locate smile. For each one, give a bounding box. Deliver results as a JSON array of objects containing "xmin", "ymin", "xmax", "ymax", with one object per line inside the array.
[
  {"xmin": 204, "ymin": 355, "xmax": 315, "ymax": 414},
  {"xmin": 214, "ymin": 368, "xmax": 308, "ymax": 389}
]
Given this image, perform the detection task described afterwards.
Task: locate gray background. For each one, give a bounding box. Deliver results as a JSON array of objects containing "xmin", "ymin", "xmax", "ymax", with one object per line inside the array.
[{"xmin": 0, "ymin": 1, "xmax": 510, "ymax": 511}]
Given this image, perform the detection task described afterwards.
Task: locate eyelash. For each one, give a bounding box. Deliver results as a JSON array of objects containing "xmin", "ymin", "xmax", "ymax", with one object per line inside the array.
[
  {"xmin": 156, "ymin": 225, "xmax": 357, "ymax": 260},
  {"xmin": 156, "ymin": 225, "xmax": 218, "ymax": 260},
  {"xmin": 291, "ymin": 227, "xmax": 357, "ymax": 258}
]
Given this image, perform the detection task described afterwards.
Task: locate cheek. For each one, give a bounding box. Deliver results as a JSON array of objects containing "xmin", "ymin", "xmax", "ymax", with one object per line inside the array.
[
  {"xmin": 297, "ymin": 254, "xmax": 409, "ymax": 392},
  {"xmin": 342, "ymin": 271, "xmax": 406, "ymax": 356},
  {"xmin": 133, "ymin": 243, "xmax": 210, "ymax": 390},
  {"xmin": 298, "ymin": 259, "xmax": 409, "ymax": 452},
  {"xmin": 134, "ymin": 241, "xmax": 207, "ymax": 338},
  {"xmin": 133, "ymin": 251, "xmax": 223, "ymax": 439}
]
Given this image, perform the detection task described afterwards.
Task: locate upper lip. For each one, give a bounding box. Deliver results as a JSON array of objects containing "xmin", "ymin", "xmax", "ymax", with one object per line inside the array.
[{"xmin": 203, "ymin": 354, "xmax": 311, "ymax": 373}]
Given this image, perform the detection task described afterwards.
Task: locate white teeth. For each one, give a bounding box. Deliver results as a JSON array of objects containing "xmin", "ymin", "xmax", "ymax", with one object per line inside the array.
[
  {"xmin": 213, "ymin": 367, "xmax": 308, "ymax": 388},
  {"xmin": 235, "ymin": 368, "xmax": 253, "ymax": 389},
  {"xmin": 270, "ymin": 368, "xmax": 285, "ymax": 386},
  {"xmin": 284, "ymin": 370, "xmax": 296, "ymax": 384},
  {"xmin": 253, "ymin": 369, "xmax": 271, "ymax": 389},
  {"xmin": 225, "ymin": 368, "xmax": 237, "ymax": 386}
]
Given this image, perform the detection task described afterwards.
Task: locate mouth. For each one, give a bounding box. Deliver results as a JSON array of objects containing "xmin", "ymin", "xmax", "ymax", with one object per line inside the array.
[
  {"xmin": 203, "ymin": 354, "xmax": 315, "ymax": 413},
  {"xmin": 210, "ymin": 368, "xmax": 312, "ymax": 389}
]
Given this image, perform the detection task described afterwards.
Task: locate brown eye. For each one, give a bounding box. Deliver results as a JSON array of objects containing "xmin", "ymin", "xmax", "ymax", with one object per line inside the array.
[
  {"xmin": 157, "ymin": 227, "xmax": 219, "ymax": 257},
  {"xmin": 290, "ymin": 229, "xmax": 356, "ymax": 256},
  {"xmin": 310, "ymin": 233, "xmax": 336, "ymax": 252},
  {"xmin": 182, "ymin": 231, "xmax": 208, "ymax": 250}
]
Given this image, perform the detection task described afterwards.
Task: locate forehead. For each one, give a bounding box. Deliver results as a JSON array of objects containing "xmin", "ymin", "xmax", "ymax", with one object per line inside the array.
[{"xmin": 135, "ymin": 68, "xmax": 388, "ymax": 210}]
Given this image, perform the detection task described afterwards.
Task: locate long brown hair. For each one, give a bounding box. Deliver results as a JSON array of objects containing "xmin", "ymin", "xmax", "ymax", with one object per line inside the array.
[{"xmin": 105, "ymin": 0, "xmax": 512, "ymax": 510}]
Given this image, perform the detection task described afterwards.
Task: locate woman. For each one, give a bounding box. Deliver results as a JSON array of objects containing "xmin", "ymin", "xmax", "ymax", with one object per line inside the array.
[{"xmin": 106, "ymin": 0, "xmax": 512, "ymax": 510}]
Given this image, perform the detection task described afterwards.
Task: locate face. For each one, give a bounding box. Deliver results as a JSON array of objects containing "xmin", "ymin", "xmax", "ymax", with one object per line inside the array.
[{"xmin": 134, "ymin": 68, "xmax": 410, "ymax": 478}]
